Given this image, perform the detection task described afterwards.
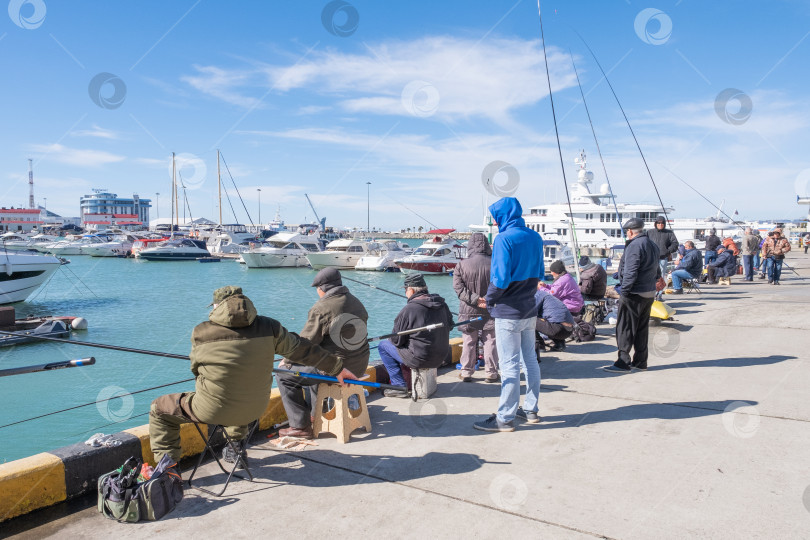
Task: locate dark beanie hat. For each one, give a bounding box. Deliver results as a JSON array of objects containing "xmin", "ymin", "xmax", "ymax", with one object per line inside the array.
[
  {"xmin": 311, "ymin": 267, "xmax": 342, "ymax": 290},
  {"xmin": 403, "ymin": 273, "xmax": 427, "ymax": 289},
  {"xmin": 550, "ymin": 260, "xmax": 566, "ymax": 274},
  {"xmin": 655, "ymin": 216, "xmax": 667, "ymax": 225}
]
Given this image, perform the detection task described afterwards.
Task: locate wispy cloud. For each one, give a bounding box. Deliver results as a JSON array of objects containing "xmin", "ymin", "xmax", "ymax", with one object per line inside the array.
[
  {"xmin": 28, "ymin": 144, "xmax": 126, "ymax": 167},
  {"xmin": 182, "ymin": 36, "xmax": 577, "ymax": 124},
  {"xmin": 70, "ymin": 124, "xmax": 120, "ymax": 139}
]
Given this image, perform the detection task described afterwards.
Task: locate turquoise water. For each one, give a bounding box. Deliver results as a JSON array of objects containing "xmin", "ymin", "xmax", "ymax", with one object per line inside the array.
[{"xmin": 0, "ymin": 241, "xmax": 469, "ymax": 463}]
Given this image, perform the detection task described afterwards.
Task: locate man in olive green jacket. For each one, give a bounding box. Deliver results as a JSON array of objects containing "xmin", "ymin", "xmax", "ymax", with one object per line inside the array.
[
  {"xmin": 149, "ymin": 286, "xmax": 353, "ymax": 463},
  {"xmin": 277, "ymin": 268, "xmax": 369, "ymax": 439}
]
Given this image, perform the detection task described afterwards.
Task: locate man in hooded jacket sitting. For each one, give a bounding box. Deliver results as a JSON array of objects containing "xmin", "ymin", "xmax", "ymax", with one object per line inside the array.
[{"xmin": 148, "ymin": 286, "xmax": 353, "ymax": 466}]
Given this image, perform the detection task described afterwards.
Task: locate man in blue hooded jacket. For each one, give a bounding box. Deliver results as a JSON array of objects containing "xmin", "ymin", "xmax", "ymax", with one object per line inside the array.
[{"xmin": 473, "ymin": 197, "xmax": 544, "ymax": 432}]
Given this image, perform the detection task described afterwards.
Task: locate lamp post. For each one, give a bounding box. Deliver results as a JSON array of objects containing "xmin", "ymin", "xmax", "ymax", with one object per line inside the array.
[
  {"xmin": 155, "ymin": 193, "xmax": 160, "ymax": 222},
  {"xmin": 257, "ymin": 188, "xmax": 261, "ymax": 226},
  {"xmin": 43, "ymin": 197, "xmax": 47, "ymax": 213},
  {"xmin": 366, "ymin": 181, "xmax": 371, "ymax": 232}
]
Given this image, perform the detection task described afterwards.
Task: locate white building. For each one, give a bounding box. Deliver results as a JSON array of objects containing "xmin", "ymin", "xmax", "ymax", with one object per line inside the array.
[{"xmin": 0, "ymin": 207, "xmax": 43, "ymax": 232}]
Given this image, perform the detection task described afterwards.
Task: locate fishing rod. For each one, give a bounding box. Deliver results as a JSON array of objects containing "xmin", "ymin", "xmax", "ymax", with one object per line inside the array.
[
  {"xmin": 569, "ymin": 49, "xmax": 625, "ymax": 242},
  {"xmin": 219, "ymin": 151, "xmax": 255, "ymax": 226},
  {"xmin": 341, "ymin": 274, "xmax": 461, "ymax": 316},
  {"xmin": 656, "ymin": 163, "xmax": 746, "ymax": 231},
  {"xmin": 537, "ymin": 1, "xmax": 581, "ymax": 282},
  {"xmin": 273, "ymin": 368, "xmax": 404, "ymax": 391},
  {"xmin": 570, "ymin": 28, "xmax": 671, "ymax": 224},
  {"xmin": 368, "ymin": 317, "xmax": 481, "ymax": 342},
  {"xmin": 0, "ymin": 357, "xmax": 95, "ymax": 378}
]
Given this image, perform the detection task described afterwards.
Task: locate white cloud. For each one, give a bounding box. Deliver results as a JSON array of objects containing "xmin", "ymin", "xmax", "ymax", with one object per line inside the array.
[
  {"xmin": 182, "ymin": 36, "xmax": 577, "ymax": 124},
  {"xmin": 28, "ymin": 144, "xmax": 126, "ymax": 167},
  {"xmin": 70, "ymin": 124, "xmax": 120, "ymax": 139}
]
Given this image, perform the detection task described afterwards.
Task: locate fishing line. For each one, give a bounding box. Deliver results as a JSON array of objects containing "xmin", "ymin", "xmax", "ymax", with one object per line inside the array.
[
  {"xmin": 216, "ymin": 155, "xmax": 240, "ymax": 224},
  {"xmin": 178, "ymin": 173, "xmax": 196, "ymax": 224},
  {"xmin": 219, "ymin": 152, "xmax": 255, "ymax": 226},
  {"xmin": 0, "ymin": 378, "xmax": 194, "ymax": 430},
  {"xmin": 570, "ymin": 28, "xmax": 671, "ymax": 223},
  {"xmin": 61, "ymin": 262, "xmax": 99, "ymax": 298},
  {"xmin": 569, "ymin": 49, "xmax": 625, "ymax": 242},
  {"xmin": 341, "ymin": 274, "xmax": 460, "ymax": 316},
  {"xmin": 537, "ymin": 0, "xmax": 581, "ymax": 280}
]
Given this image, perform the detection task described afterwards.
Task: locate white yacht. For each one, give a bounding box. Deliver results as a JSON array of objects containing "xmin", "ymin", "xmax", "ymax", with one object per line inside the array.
[
  {"xmin": 85, "ymin": 234, "xmax": 140, "ymax": 257},
  {"xmin": 305, "ymin": 238, "xmax": 370, "ymax": 269},
  {"xmin": 0, "ymin": 232, "xmax": 33, "ymax": 252},
  {"xmin": 355, "ymin": 240, "xmax": 409, "ymax": 271},
  {"xmin": 138, "ymin": 238, "xmax": 211, "ymax": 261},
  {"xmin": 240, "ymin": 232, "xmax": 322, "ymax": 268},
  {"xmin": 394, "ymin": 234, "xmax": 466, "ymax": 275},
  {"xmin": 44, "ymin": 234, "xmax": 111, "ymax": 256},
  {"xmin": 0, "ymin": 250, "xmax": 62, "ymax": 304}
]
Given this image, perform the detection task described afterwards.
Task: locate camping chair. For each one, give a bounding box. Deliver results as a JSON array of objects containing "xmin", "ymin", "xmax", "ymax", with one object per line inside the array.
[
  {"xmin": 683, "ymin": 277, "xmax": 702, "ymax": 294},
  {"xmin": 187, "ymin": 420, "xmax": 258, "ymax": 496}
]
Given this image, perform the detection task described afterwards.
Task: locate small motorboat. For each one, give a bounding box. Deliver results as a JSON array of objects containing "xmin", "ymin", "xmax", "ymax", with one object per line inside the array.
[
  {"xmin": 241, "ymin": 232, "xmax": 322, "ymax": 268},
  {"xmin": 395, "ymin": 234, "xmax": 466, "ymax": 275},
  {"xmin": 44, "ymin": 234, "xmax": 111, "ymax": 256},
  {"xmin": 0, "ymin": 319, "xmax": 70, "ymax": 347},
  {"xmin": 355, "ymin": 240, "xmax": 408, "ymax": 271},
  {"xmin": 85, "ymin": 233, "xmax": 140, "ymax": 257},
  {"xmin": 305, "ymin": 238, "xmax": 371, "ymax": 270},
  {"xmin": 138, "ymin": 238, "xmax": 211, "ymax": 261}
]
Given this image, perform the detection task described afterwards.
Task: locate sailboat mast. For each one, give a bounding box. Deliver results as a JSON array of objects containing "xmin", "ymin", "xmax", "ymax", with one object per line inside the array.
[
  {"xmin": 217, "ymin": 149, "xmax": 222, "ymax": 226},
  {"xmin": 171, "ymin": 152, "xmax": 176, "ymax": 235},
  {"xmin": 173, "ymin": 154, "xmax": 179, "ymax": 231}
]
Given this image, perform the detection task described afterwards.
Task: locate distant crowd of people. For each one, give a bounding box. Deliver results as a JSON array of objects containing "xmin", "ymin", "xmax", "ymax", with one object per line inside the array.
[{"xmin": 145, "ymin": 197, "xmax": 803, "ymax": 466}]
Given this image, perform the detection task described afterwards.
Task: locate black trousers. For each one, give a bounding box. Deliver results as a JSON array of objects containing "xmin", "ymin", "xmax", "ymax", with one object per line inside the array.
[
  {"xmin": 536, "ymin": 318, "xmax": 573, "ymax": 342},
  {"xmin": 277, "ymin": 364, "xmax": 320, "ymax": 429},
  {"xmin": 615, "ymin": 294, "xmax": 655, "ymax": 368}
]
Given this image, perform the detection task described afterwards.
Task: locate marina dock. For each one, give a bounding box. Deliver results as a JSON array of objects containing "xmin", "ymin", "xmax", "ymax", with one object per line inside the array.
[{"xmin": 5, "ymin": 253, "xmax": 810, "ymax": 539}]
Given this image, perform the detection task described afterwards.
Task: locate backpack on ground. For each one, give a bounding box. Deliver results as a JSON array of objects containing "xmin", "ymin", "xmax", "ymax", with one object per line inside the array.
[
  {"xmin": 571, "ymin": 318, "xmax": 596, "ymax": 342},
  {"xmin": 98, "ymin": 454, "xmax": 183, "ymax": 522}
]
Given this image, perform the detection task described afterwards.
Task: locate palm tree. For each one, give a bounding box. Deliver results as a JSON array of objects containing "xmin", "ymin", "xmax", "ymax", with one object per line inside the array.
[{"xmin": 418, "ymin": 225, "xmax": 423, "ymax": 234}]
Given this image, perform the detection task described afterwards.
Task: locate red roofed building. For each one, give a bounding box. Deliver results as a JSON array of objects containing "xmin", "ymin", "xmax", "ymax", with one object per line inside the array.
[{"xmin": 0, "ymin": 207, "xmax": 43, "ymax": 232}]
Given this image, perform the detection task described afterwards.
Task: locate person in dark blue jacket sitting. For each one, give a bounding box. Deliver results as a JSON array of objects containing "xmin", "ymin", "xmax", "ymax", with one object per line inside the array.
[
  {"xmin": 706, "ymin": 245, "xmax": 737, "ymax": 284},
  {"xmin": 473, "ymin": 197, "xmax": 544, "ymax": 432},
  {"xmin": 669, "ymin": 241, "xmax": 703, "ymax": 294}
]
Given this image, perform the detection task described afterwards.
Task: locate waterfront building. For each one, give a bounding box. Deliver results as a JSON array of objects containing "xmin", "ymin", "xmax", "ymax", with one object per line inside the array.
[
  {"xmin": 80, "ymin": 190, "xmax": 151, "ymax": 230},
  {"xmin": 0, "ymin": 207, "xmax": 43, "ymax": 232}
]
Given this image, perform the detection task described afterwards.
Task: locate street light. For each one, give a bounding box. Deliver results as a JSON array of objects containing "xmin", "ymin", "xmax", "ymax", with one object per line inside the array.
[
  {"xmin": 155, "ymin": 193, "xmax": 160, "ymax": 222},
  {"xmin": 366, "ymin": 181, "xmax": 371, "ymax": 232},
  {"xmin": 257, "ymin": 188, "xmax": 261, "ymax": 226},
  {"xmin": 43, "ymin": 197, "xmax": 47, "ymax": 213}
]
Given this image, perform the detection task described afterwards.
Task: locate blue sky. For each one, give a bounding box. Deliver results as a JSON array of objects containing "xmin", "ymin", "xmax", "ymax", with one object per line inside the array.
[{"xmin": 2, "ymin": 0, "xmax": 809, "ymax": 230}]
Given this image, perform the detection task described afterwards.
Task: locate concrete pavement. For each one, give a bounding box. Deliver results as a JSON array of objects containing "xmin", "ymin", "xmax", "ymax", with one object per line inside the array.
[{"xmin": 7, "ymin": 253, "xmax": 810, "ymax": 539}]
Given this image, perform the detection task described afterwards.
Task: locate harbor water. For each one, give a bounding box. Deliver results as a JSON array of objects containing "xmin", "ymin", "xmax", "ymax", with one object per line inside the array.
[{"xmin": 1, "ymin": 243, "xmax": 466, "ymax": 463}]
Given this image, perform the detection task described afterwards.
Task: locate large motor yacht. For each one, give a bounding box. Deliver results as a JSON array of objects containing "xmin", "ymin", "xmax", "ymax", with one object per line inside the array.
[
  {"xmin": 0, "ymin": 250, "xmax": 63, "ymax": 304},
  {"xmin": 240, "ymin": 232, "xmax": 322, "ymax": 268},
  {"xmin": 305, "ymin": 238, "xmax": 370, "ymax": 270}
]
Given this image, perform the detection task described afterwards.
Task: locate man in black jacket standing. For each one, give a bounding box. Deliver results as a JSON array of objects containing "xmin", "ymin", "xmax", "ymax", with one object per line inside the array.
[
  {"xmin": 704, "ymin": 228, "xmax": 721, "ymax": 266},
  {"xmin": 453, "ymin": 233, "xmax": 499, "ymax": 382},
  {"xmin": 603, "ymin": 218, "xmax": 662, "ymax": 374},
  {"xmin": 378, "ymin": 273, "xmax": 454, "ymax": 398},
  {"xmin": 647, "ymin": 216, "xmax": 679, "ymax": 300}
]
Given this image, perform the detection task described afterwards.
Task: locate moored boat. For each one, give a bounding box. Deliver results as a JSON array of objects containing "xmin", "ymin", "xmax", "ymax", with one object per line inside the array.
[
  {"xmin": 0, "ymin": 250, "xmax": 63, "ymax": 304},
  {"xmin": 394, "ymin": 233, "xmax": 466, "ymax": 275},
  {"xmin": 355, "ymin": 240, "xmax": 408, "ymax": 271},
  {"xmin": 241, "ymin": 232, "xmax": 322, "ymax": 268},
  {"xmin": 305, "ymin": 238, "xmax": 370, "ymax": 270},
  {"xmin": 138, "ymin": 238, "xmax": 211, "ymax": 261}
]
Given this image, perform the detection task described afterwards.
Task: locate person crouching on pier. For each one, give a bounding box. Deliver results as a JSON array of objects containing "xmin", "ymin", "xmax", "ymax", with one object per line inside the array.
[
  {"xmin": 453, "ymin": 232, "xmax": 499, "ymax": 383},
  {"xmin": 277, "ymin": 268, "xmax": 369, "ymax": 439},
  {"xmin": 540, "ymin": 260, "xmax": 584, "ymax": 316},
  {"xmin": 377, "ymin": 273, "xmax": 453, "ymax": 398},
  {"xmin": 534, "ymin": 286, "xmax": 575, "ymax": 353},
  {"xmin": 149, "ymin": 286, "xmax": 353, "ymax": 466}
]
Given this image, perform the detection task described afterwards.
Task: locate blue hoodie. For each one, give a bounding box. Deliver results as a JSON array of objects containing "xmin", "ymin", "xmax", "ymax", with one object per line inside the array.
[{"xmin": 485, "ymin": 197, "xmax": 544, "ymax": 319}]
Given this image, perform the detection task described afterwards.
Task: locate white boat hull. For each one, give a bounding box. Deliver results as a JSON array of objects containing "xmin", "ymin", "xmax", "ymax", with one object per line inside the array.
[
  {"xmin": 305, "ymin": 252, "xmax": 362, "ymax": 270},
  {"xmin": 0, "ymin": 253, "xmax": 61, "ymax": 304},
  {"xmin": 355, "ymin": 255, "xmax": 399, "ymax": 271},
  {"xmin": 241, "ymin": 251, "xmax": 309, "ymax": 268}
]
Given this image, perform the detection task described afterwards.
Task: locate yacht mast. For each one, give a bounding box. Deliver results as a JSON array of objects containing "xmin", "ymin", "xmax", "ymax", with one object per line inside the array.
[
  {"xmin": 217, "ymin": 149, "xmax": 222, "ymax": 227},
  {"xmin": 171, "ymin": 152, "xmax": 176, "ymax": 236}
]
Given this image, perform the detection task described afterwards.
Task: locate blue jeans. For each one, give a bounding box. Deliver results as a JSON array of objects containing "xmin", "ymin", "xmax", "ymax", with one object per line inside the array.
[
  {"xmin": 767, "ymin": 256, "xmax": 783, "ymax": 282},
  {"xmin": 704, "ymin": 251, "xmax": 717, "ymax": 266},
  {"xmin": 670, "ymin": 269, "xmax": 695, "ymax": 290},
  {"xmin": 378, "ymin": 339, "xmax": 406, "ymax": 386},
  {"xmin": 494, "ymin": 317, "xmax": 541, "ymax": 423},
  {"xmin": 742, "ymin": 255, "xmax": 754, "ymax": 280},
  {"xmin": 753, "ymin": 253, "xmax": 760, "ymax": 269}
]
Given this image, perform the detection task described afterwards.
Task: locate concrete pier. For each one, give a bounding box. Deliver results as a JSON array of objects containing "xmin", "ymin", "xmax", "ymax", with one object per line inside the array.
[{"xmin": 7, "ymin": 254, "xmax": 810, "ymax": 539}]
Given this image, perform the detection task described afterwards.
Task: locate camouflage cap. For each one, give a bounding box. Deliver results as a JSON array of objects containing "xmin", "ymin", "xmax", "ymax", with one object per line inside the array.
[{"xmin": 210, "ymin": 285, "xmax": 243, "ymax": 306}]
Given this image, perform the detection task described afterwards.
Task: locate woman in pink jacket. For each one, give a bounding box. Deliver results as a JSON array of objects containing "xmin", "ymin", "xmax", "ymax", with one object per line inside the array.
[{"xmin": 540, "ymin": 260, "xmax": 584, "ymax": 315}]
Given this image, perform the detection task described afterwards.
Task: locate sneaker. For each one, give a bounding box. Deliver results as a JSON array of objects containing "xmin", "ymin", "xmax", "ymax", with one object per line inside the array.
[
  {"xmin": 602, "ymin": 364, "xmax": 632, "ymax": 374},
  {"xmin": 774, "ymin": 281, "xmax": 780, "ymax": 285},
  {"xmin": 515, "ymin": 407, "xmax": 541, "ymax": 424},
  {"xmin": 473, "ymin": 414, "xmax": 515, "ymax": 432},
  {"xmin": 631, "ymin": 363, "xmax": 648, "ymax": 372},
  {"xmin": 672, "ymin": 289, "xmax": 683, "ymax": 295},
  {"xmin": 383, "ymin": 388, "xmax": 411, "ymax": 398},
  {"xmin": 459, "ymin": 373, "xmax": 472, "ymax": 382},
  {"xmin": 759, "ymin": 274, "xmax": 766, "ymax": 279},
  {"xmin": 549, "ymin": 340, "xmax": 566, "ymax": 352},
  {"xmin": 484, "ymin": 375, "xmax": 500, "ymax": 383},
  {"xmin": 222, "ymin": 441, "xmax": 249, "ymax": 469}
]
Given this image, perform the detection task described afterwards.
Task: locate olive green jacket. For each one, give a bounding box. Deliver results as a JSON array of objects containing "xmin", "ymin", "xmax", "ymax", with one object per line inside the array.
[
  {"xmin": 299, "ymin": 285, "xmax": 369, "ymax": 377},
  {"xmin": 189, "ymin": 294, "xmax": 343, "ymax": 426}
]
